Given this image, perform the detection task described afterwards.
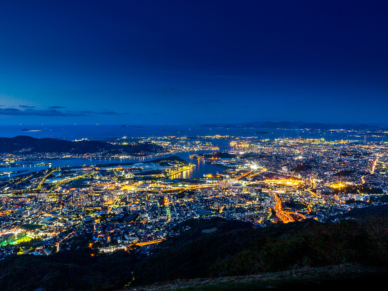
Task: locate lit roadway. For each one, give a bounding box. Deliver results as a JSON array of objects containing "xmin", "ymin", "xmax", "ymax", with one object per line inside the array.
[
  {"xmin": 217, "ymin": 168, "xmax": 267, "ymax": 186},
  {"xmin": 359, "ymin": 156, "xmax": 379, "ymax": 185},
  {"xmin": 269, "ymin": 189, "xmax": 308, "ymax": 223},
  {"xmin": 269, "ymin": 190, "xmax": 294, "ymax": 223},
  {"xmin": 371, "ymin": 156, "xmax": 379, "ymax": 174},
  {"xmin": 136, "ymin": 238, "xmax": 166, "ymax": 247},
  {"xmin": 35, "ymin": 168, "xmax": 59, "ymax": 190}
]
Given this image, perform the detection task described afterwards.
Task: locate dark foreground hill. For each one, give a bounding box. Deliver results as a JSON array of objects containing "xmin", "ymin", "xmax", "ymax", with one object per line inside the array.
[
  {"xmin": 124, "ymin": 264, "xmax": 388, "ymax": 291},
  {"xmin": 2, "ymin": 206, "xmax": 388, "ymax": 291},
  {"xmin": 0, "ymin": 249, "xmax": 136, "ymax": 291},
  {"xmin": 133, "ymin": 216, "xmax": 388, "ymax": 286},
  {"xmin": 0, "ymin": 136, "xmax": 163, "ymax": 154}
]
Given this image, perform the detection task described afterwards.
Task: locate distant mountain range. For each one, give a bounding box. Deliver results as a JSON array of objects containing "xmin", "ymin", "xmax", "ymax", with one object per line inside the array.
[
  {"xmin": 121, "ymin": 125, "xmax": 144, "ymax": 128},
  {"xmin": 0, "ymin": 136, "xmax": 163, "ymax": 154},
  {"xmin": 201, "ymin": 121, "xmax": 382, "ymax": 130}
]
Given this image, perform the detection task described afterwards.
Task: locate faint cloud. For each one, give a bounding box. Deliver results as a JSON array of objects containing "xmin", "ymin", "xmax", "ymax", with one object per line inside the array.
[
  {"xmin": 99, "ymin": 111, "xmax": 120, "ymax": 115},
  {"xmin": 0, "ymin": 108, "xmax": 83, "ymax": 116},
  {"xmin": 19, "ymin": 105, "xmax": 37, "ymax": 109},
  {"xmin": 0, "ymin": 108, "xmax": 129, "ymax": 117},
  {"xmin": 48, "ymin": 106, "xmax": 66, "ymax": 109}
]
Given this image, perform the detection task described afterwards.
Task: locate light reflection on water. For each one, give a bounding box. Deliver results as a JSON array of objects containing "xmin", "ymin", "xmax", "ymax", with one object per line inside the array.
[
  {"xmin": 169, "ymin": 157, "xmax": 223, "ymax": 180},
  {"xmin": 1, "ymin": 152, "xmax": 224, "ymax": 179}
]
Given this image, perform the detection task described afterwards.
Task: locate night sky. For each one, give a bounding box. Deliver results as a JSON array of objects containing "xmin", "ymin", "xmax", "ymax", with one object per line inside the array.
[{"xmin": 1, "ymin": 1, "xmax": 388, "ymax": 125}]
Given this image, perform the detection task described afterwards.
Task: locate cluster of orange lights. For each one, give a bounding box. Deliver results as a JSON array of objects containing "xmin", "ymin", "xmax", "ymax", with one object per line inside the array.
[
  {"xmin": 230, "ymin": 141, "xmax": 250, "ymax": 148},
  {"xmin": 329, "ymin": 182, "xmax": 346, "ymax": 189},
  {"xmin": 263, "ymin": 179, "xmax": 303, "ymax": 186},
  {"xmin": 121, "ymin": 185, "xmax": 136, "ymax": 190}
]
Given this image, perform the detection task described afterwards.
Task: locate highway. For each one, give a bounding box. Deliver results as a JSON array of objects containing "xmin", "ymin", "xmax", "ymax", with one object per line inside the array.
[
  {"xmin": 371, "ymin": 156, "xmax": 379, "ymax": 174},
  {"xmin": 56, "ymin": 231, "xmax": 76, "ymax": 252},
  {"xmin": 269, "ymin": 190, "xmax": 293, "ymax": 223},
  {"xmin": 235, "ymin": 170, "xmax": 253, "ymax": 181},
  {"xmin": 35, "ymin": 168, "xmax": 59, "ymax": 190},
  {"xmin": 136, "ymin": 238, "xmax": 166, "ymax": 247},
  {"xmin": 246, "ymin": 168, "xmax": 267, "ymax": 179},
  {"xmin": 49, "ymin": 171, "xmax": 96, "ymax": 191},
  {"xmin": 269, "ymin": 189, "xmax": 309, "ymax": 223}
]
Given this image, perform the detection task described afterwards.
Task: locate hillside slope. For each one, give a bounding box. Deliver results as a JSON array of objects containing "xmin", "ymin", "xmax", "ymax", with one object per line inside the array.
[
  {"xmin": 124, "ymin": 264, "xmax": 388, "ymax": 291},
  {"xmin": 1, "ymin": 206, "xmax": 388, "ymax": 291},
  {"xmin": 133, "ymin": 210, "xmax": 388, "ymax": 286}
]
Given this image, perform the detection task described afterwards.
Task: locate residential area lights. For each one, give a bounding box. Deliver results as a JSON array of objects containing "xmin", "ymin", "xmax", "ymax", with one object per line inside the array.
[{"xmin": 0, "ymin": 134, "xmax": 387, "ymax": 259}]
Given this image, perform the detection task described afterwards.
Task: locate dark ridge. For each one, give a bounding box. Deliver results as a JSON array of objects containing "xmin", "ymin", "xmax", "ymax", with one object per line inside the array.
[
  {"xmin": 0, "ymin": 136, "xmax": 164, "ymax": 155},
  {"xmin": 149, "ymin": 156, "xmax": 188, "ymax": 166}
]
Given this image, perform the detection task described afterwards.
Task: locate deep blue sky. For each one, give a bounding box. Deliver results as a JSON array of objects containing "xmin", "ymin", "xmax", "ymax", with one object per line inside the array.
[{"xmin": 1, "ymin": 0, "xmax": 388, "ymax": 125}]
